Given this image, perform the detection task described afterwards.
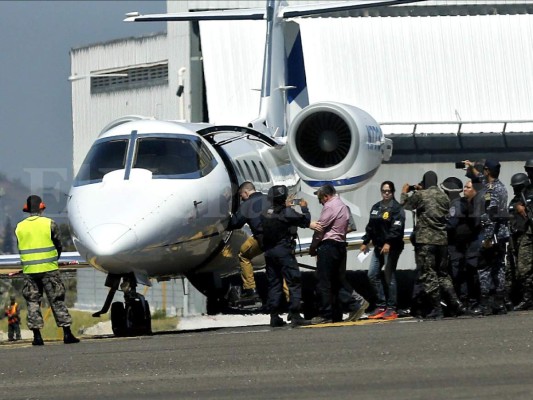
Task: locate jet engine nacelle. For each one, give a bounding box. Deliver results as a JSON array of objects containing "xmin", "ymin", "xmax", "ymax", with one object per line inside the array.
[{"xmin": 287, "ymin": 102, "xmax": 392, "ymax": 193}]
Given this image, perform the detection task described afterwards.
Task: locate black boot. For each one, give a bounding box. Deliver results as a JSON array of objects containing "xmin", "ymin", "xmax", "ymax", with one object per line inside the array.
[
  {"xmin": 288, "ymin": 312, "xmax": 311, "ymax": 327},
  {"xmin": 457, "ymin": 301, "xmax": 468, "ymax": 316},
  {"xmin": 513, "ymin": 292, "xmax": 533, "ymax": 311},
  {"xmin": 424, "ymin": 292, "xmax": 444, "ymax": 320},
  {"xmin": 63, "ymin": 326, "xmax": 80, "ymax": 344},
  {"xmin": 480, "ymin": 295, "xmax": 493, "ymax": 316},
  {"xmin": 514, "ymin": 300, "xmax": 533, "ymax": 311},
  {"xmin": 492, "ymin": 295, "xmax": 507, "ymax": 315},
  {"xmin": 270, "ymin": 313, "xmax": 286, "ymax": 328},
  {"xmin": 448, "ymin": 300, "xmax": 468, "ymax": 317},
  {"xmin": 504, "ymin": 295, "xmax": 514, "ymax": 311},
  {"xmin": 240, "ymin": 288, "xmax": 260, "ymax": 300},
  {"xmin": 424, "ymin": 306, "xmax": 444, "ymax": 320},
  {"xmin": 445, "ymin": 287, "xmax": 467, "ymax": 317},
  {"xmin": 468, "ymin": 300, "xmax": 483, "ymax": 317},
  {"xmin": 32, "ymin": 329, "xmax": 44, "ymax": 346}
]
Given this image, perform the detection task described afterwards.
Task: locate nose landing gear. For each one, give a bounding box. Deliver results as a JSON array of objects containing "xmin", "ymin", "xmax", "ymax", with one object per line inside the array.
[
  {"xmin": 93, "ymin": 273, "xmax": 152, "ymax": 337},
  {"xmin": 110, "ymin": 293, "xmax": 151, "ymax": 337}
]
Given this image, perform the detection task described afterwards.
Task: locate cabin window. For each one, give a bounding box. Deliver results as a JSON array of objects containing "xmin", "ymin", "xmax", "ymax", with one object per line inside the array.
[
  {"xmin": 259, "ymin": 161, "xmax": 270, "ymax": 183},
  {"xmin": 235, "ymin": 160, "xmax": 246, "ymax": 180},
  {"xmin": 74, "ymin": 139, "xmax": 128, "ymax": 185},
  {"xmin": 243, "ymin": 161, "xmax": 254, "ymax": 181},
  {"xmin": 231, "ymin": 162, "xmax": 242, "ymax": 179},
  {"xmin": 251, "ymin": 161, "xmax": 263, "ymax": 182}
]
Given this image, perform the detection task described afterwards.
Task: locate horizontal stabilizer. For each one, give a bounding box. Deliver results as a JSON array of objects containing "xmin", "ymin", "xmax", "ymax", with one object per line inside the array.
[
  {"xmin": 124, "ymin": 8, "xmax": 265, "ymax": 22},
  {"xmin": 281, "ymin": 0, "xmax": 425, "ymax": 19},
  {"xmin": 125, "ymin": 1, "xmax": 424, "ymax": 23}
]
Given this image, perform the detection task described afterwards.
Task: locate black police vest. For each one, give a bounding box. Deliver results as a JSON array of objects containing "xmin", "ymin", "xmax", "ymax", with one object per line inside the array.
[{"xmin": 261, "ymin": 206, "xmax": 292, "ymax": 250}]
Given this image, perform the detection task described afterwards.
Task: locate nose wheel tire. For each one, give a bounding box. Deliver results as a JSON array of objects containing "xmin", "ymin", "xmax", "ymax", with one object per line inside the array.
[
  {"xmin": 110, "ymin": 302, "xmax": 127, "ymax": 337},
  {"xmin": 110, "ymin": 294, "xmax": 152, "ymax": 337},
  {"xmin": 127, "ymin": 295, "xmax": 152, "ymax": 336}
]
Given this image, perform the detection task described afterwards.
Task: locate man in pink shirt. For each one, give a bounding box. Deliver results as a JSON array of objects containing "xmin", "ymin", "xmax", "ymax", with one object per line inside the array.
[{"xmin": 309, "ymin": 184, "xmax": 369, "ymax": 324}]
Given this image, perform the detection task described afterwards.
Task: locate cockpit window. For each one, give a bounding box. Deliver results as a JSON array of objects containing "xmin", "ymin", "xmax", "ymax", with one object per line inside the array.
[
  {"xmin": 74, "ymin": 139, "xmax": 128, "ymax": 185},
  {"xmin": 73, "ymin": 135, "xmax": 217, "ymax": 186},
  {"xmin": 133, "ymin": 137, "xmax": 216, "ymax": 178}
]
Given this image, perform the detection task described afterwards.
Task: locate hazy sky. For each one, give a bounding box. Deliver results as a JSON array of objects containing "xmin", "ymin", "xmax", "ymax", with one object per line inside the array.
[{"xmin": 0, "ymin": 1, "xmax": 166, "ymax": 192}]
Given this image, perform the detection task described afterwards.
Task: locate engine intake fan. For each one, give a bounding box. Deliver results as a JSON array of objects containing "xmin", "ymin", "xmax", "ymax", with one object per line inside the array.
[
  {"xmin": 288, "ymin": 102, "xmax": 388, "ymax": 193},
  {"xmin": 295, "ymin": 111, "xmax": 351, "ymax": 168}
]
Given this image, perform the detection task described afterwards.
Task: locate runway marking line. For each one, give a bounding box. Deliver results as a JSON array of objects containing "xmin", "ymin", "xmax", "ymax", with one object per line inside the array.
[{"xmin": 302, "ymin": 317, "xmax": 414, "ymax": 328}]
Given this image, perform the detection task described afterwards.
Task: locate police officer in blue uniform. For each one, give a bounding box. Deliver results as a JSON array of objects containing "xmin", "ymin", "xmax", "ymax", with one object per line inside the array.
[
  {"xmin": 261, "ymin": 185, "xmax": 311, "ymax": 327},
  {"xmin": 477, "ymin": 160, "xmax": 510, "ymax": 315}
]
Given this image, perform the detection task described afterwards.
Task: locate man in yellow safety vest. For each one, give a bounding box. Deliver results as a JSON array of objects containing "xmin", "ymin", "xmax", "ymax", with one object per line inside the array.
[{"xmin": 15, "ymin": 195, "xmax": 79, "ymax": 346}]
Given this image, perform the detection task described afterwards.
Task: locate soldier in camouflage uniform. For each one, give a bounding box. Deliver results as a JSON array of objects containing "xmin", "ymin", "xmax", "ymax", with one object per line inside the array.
[
  {"xmin": 477, "ymin": 160, "xmax": 510, "ymax": 315},
  {"xmin": 510, "ymin": 162, "xmax": 533, "ymax": 311},
  {"xmin": 15, "ymin": 195, "xmax": 80, "ymax": 346},
  {"xmin": 401, "ymin": 171, "xmax": 464, "ymax": 319}
]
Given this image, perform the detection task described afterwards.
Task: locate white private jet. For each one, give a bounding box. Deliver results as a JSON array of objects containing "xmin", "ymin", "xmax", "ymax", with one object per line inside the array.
[{"xmin": 1, "ymin": 0, "xmax": 420, "ymax": 336}]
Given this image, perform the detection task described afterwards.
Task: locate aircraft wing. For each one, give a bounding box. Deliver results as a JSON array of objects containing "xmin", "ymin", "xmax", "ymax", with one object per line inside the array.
[
  {"xmin": 125, "ymin": 1, "xmax": 425, "ymax": 22},
  {"xmin": 0, "ymin": 251, "xmax": 88, "ymax": 273}
]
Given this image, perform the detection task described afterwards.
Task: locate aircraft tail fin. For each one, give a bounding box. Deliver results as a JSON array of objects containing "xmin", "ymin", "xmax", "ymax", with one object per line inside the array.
[{"xmin": 285, "ymin": 22, "xmax": 308, "ymax": 134}]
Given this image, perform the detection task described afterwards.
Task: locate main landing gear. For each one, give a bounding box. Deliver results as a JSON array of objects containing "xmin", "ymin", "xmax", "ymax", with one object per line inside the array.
[{"xmin": 93, "ymin": 273, "xmax": 152, "ymax": 337}]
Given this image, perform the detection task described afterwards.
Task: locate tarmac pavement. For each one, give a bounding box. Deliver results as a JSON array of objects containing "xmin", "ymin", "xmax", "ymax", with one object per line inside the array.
[{"xmin": 1, "ymin": 312, "xmax": 533, "ymax": 400}]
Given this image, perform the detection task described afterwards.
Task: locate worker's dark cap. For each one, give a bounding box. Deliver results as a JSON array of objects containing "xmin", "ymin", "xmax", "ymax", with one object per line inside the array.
[
  {"xmin": 484, "ymin": 159, "xmax": 500, "ymax": 170},
  {"xmin": 23, "ymin": 195, "xmax": 45, "ymax": 213},
  {"xmin": 441, "ymin": 177, "xmax": 463, "ymax": 192}
]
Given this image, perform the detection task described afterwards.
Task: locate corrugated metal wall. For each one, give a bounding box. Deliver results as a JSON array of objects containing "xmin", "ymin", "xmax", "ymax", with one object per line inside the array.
[
  {"xmin": 195, "ymin": 12, "xmax": 533, "ymax": 126},
  {"xmin": 298, "ymin": 14, "xmax": 533, "ymax": 123},
  {"xmin": 188, "ymin": 1, "xmax": 533, "ymax": 10}
]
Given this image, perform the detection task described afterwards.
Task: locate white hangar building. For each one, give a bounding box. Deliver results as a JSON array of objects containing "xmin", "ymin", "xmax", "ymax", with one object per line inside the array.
[
  {"xmin": 70, "ymin": 0, "xmax": 533, "ymax": 313},
  {"xmin": 70, "ymin": 0, "xmax": 533, "ymax": 172}
]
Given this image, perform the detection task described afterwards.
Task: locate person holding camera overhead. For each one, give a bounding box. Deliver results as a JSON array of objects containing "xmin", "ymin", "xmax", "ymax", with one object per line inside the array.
[
  {"xmin": 401, "ymin": 171, "xmax": 464, "ymax": 319},
  {"xmin": 360, "ymin": 181, "xmax": 405, "ymax": 320},
  {"xmin": 261, "ymin": 185, "xmax": 312, "ymax": 328}
]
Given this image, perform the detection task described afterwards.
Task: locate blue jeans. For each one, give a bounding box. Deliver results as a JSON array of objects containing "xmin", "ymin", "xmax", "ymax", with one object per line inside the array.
[{"xmin": 367, "ymin": 248, "xmax": 402, "ymax": 308}]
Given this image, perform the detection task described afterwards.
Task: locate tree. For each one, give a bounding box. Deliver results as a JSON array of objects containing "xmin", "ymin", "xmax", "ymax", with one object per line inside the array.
[{"xmin": 2, "ymin": 217, "xmax": 14, "ymax": 254}]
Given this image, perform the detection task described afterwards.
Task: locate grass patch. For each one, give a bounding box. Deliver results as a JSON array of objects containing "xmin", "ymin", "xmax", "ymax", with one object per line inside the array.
[{"xmin": 1, "ymin": 308, "xmax": 180, "ymax": 339}]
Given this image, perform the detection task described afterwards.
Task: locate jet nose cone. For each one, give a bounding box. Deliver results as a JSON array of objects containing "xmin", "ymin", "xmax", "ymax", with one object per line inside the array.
[{"xmin": 87, "ymin": 223, "xmax": 138, "ymax": 256}]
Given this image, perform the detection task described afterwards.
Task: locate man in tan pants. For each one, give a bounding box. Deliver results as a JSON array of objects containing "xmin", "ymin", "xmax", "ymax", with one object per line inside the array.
[
  {"xmin": 229, "ymin": 182, "xmax": 290, "ymax": 305},
  {"xmin": 229, "ymin": 182, "xmax": 268, "ymax": 302}
]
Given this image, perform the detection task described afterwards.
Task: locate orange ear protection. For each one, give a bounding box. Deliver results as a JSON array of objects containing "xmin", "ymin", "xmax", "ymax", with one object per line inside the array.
[{"xmin": 22, "ymin": 199, "xmax": 46, "ymax": 212}]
